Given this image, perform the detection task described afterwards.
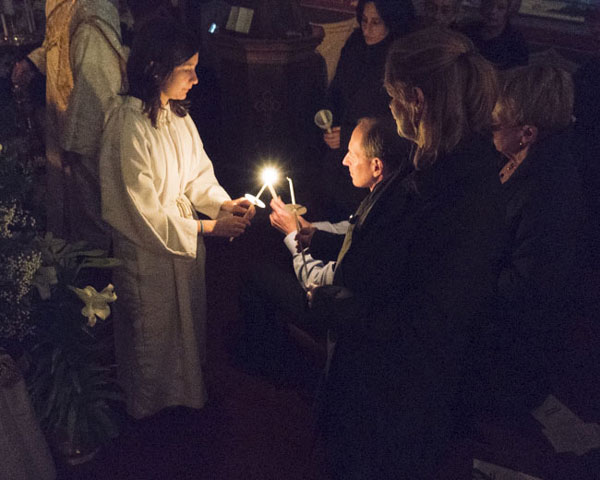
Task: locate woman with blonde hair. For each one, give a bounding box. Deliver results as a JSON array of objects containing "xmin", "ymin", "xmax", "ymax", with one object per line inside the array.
[
  {"xmin": 313, "ymin": 27, "xmax": 506, "ymax": 479},
  {"xmin": 384, "ymin": 27, "xmax": 499, "ymax": 167}
]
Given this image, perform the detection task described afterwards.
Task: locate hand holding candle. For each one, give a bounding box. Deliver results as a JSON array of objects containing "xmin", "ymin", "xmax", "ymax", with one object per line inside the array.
[
  {"xmin": 284, "ymin": 175, "xmax": 307, "ymax": 215},
  {"xmin": 270, "ymin": 177, "xmax": 310, "ymax": 287},
  {"xmin": 244, "ymin": 182, "xmax": 267, "ymax": 209},
  {"xmin": 231, "ymin": 166, "xmax": 281, "ymax": 242},
  {"xmin": 222, "ymin": 197, "xmax": 255, "ymax": 242},
  {"xmin": 242, "ymin": 166, "xmax": 279, "ymax": 210}
]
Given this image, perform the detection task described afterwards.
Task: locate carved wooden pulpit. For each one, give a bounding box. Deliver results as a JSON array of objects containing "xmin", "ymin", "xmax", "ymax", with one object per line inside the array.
[{"xmin": 209, "ymin": 0, "xmax": 327, "ymax": 187}]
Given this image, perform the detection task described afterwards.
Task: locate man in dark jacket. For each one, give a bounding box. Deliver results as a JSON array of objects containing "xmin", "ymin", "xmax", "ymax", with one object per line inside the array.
[{"xmin": 236, "ymin": 117, "xmax": 410, "ymax": 382}]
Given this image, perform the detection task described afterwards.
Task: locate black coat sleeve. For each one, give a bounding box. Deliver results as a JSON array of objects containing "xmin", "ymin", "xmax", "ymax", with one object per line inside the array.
[{"xmin": 309, "ymin": 230, "xmax": 345, "ymax": 262}]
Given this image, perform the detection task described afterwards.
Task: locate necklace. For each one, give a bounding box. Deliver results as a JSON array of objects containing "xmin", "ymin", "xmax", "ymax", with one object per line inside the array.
[{"xmin": 499, "ymin": 156, "xmax": 525, "ymax": 184}]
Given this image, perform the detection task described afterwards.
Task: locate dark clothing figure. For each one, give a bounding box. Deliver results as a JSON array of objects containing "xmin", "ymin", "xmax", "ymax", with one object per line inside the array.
[
  {"xmin": 574, "ymin": 58, "xmax": 600, "ymax": 130},
  {"xmin": 480, "ymin": 131, "xmax": 587, "ymax": 411},
  {"xmin": 309, "ymin": 229, "xmax": 346, "ymax": 263},
  {"xmin": 573, "ymin": 58, "xmax": 600, "ymax": 267},
  {"xmin": 316, "ymin": 136, "xmax": 506, "ymax": 479},
  {"xmin": 328, "ymin": 30, "xmax": 395, "ymax": 153},
  {"xmin": 319, "ymin": 30, "xmax": 397, "ymax": 220},
  {"xmin": 461, "ymin": 22, "xmax": 528, "ymax": 70},
  {"xmin": 236, "ymin": 259, "xmax": 326, "ymax": 383}
]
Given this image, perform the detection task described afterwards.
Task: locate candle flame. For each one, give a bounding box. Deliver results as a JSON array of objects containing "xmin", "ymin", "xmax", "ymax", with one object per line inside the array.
[{"xmin": 261, "ymin": 167, "xmax": 279, "ymax": 186}]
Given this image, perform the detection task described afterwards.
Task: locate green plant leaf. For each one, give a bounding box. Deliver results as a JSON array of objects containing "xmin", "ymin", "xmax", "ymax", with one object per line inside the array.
[
  {"xmin": 50, "ymin": 346, "xmax": 63, "ymax": 375},
  {"xmin": 64, "ymin": 249, "xmax": 106, "ymax": 258},
  {"xmin": 87, "ymin": 390, "xmax": 124, "ymax": 403},
  {"xmin": 55, "ymin": 381, "xmax": 73, "ymax": 418},
  {"xmin": 69, "ymin": 369, "xmax": 82, "ymax": 395},
  {"xmin": 80, "ymin": 258, "xmax": 121, "ymax": 269},
  {"xmin": 44, "ymin": 373, "xmax": 61, "ymax": 419},
  {"xmin": 91, "ymin": 404, "xmax": 119, "ymax": 440},
  {"xmin": 66, "ymin": 403, "xmax": 77, "ymax": 445}
]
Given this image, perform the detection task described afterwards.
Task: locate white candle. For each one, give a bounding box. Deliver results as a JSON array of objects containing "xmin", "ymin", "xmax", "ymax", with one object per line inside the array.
[
  {"xmin": 1, "ymin": 14, "xmax": 8, "ymax": 38},
  {"xmin": 287, "ymin": 177, "xmax": 296, "ymax": 205},
  {"xmin": 254, "ymin": 183, "xmax": 267, "ymax": 201},
  {"xmin": 261, "ymin": 167, "xmax": 279, "ymax": 199}
]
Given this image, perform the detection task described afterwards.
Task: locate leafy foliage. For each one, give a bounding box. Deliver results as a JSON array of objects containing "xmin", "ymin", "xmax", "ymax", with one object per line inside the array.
[
  {"xmin": 25, "ymin": 234, "xmax": 123, "ymax": 450},
  {"xmin": 27, "ymin": 318, "xmax": 122, "ymax": 449},
  {"xmin": 0, "ymin": 139, "xmax": 42, "ymax": 342},
  {"xmin": 0, "ymin": 135, "xmax": 123, "ymax": 452}
]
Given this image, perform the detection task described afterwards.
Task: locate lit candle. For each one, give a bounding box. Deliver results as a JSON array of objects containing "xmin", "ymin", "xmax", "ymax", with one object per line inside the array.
[
  {"xmin": 243, "ymin": 182, "xmax": 269, "ymax": 212},
  {"xmin": 254, "ymin": 183, "xmax": 267, "ymax": 202},
  {"xmin": 261, "ymin": 167, "xmax": 279, "ymax": 199},
  {"xmin": 286, "ymin": 177, "xmax": 296, "ymax": 205}
]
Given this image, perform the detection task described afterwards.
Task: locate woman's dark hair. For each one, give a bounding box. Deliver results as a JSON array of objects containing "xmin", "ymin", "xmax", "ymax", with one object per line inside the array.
[
  {"xmin": 356, "ymin": 0, "xmax": 416, "ymax": 38},
  {"xmin": 127, "ymin": 18, "xmax": 198, "ymax": 127}
]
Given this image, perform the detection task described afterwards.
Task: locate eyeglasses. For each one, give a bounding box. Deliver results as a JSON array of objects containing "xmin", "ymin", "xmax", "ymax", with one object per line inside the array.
[{"xmin": 491, "ymin": 123, "xmax": 521, "ymax": 132}]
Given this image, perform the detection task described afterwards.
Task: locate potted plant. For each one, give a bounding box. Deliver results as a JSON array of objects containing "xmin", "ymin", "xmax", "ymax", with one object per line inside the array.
[
  {"xmin": 0, "ymin": 137, "xmax": 123, "ymax": 465},
  {"xmin": 27, "ymin": 234, "xmax": 122, "ymax": 464}
]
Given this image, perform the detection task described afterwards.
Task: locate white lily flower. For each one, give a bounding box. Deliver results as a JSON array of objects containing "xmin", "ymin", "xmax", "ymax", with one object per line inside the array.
[
  {"xmin": 33, "ymin": 266, "xmax": 58, "ymax": 300},
  {"xmin": 71, "ymin": 284, "xmax": 117, "ymax": 327}
]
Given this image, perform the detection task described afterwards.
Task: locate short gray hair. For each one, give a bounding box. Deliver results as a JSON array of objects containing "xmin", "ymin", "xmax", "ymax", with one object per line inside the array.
[
  {"xmin": 357, "ymin": 117, "xmax": 409, "ymax": 172},
  {"xmin": 493, "ymin": 64, "xmax": 573, "ymax": 139}
]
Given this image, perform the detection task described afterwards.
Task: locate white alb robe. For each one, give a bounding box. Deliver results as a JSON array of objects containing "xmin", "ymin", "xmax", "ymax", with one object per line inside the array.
[
  {"xmin": 100, "ymin": 97, "xmax": 231, "ymax": 418},
  {"xmin": 29, "ymin": 0, "xmax": 127, "ymax": 244},
  {"xmin": 63, "ymin": 0, "xmax": 128, "ymax": 250}
]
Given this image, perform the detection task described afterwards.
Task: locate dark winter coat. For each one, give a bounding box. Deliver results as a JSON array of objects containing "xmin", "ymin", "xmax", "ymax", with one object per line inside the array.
[
  {"xmin": 319, "ymin": 135, "xmax": 506, "ymax": 479},
  {"xmin": 482, "ymin": 130, "xmax": 587, "ymax": 409},
  {"xmin": 328, "ymin": 29, "xmax": 395, "ymax": 151},
  {"xmin": 461, "ymin": 22, "xmax": 528, "ymax": 70}
]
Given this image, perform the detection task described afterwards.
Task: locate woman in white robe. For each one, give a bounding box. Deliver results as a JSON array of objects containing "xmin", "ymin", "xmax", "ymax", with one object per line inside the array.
[{"xmin": 99, "ymin": 18, "xmax": 254, "ymax": 419}]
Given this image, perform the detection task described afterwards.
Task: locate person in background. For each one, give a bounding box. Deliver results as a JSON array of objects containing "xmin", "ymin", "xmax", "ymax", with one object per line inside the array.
[
  {"xmin": 420, "ymin": 0, "xmax": 463, "ymax": 28},
  {"xmin": 320, "ymin": 0, "xmax": 416, "ymax": 221},
  {"xmin": 461, "ymin": 0, "xmax": 528, "ymax": 70},
  {"xmin": 311, "ymin": 27, "xmax": 505, "ymax": 479},
  {"xmin": 60, "ymin": 0, "xmax": 129, "ymax": 250},
  {"xmin": 100, "ymin": 18, "xmax": 254, "ymax": 419},
  {"xmin": 482, "ymin": 64, "xmax": 585, "ymax": 413},
  {"xmin": 11, "ymin": 0, "xmax": 127, "ymax": 246}
]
